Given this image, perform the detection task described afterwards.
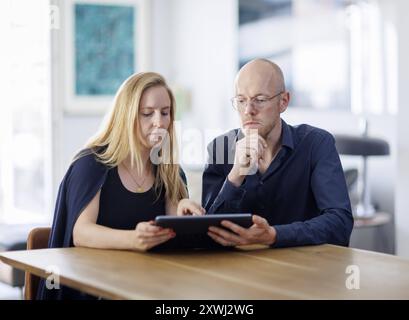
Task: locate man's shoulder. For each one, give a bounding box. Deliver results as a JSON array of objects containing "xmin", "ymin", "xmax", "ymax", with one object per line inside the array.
[
  {"xmin": 291, "ymin": 123, "xmax": 334, "ymax": 146},
  {"xmin": 205, "ymin": 129, "xmax": 239, "ymax": 166},
  {"xmin": 209, "ymin": 129, "xmax": 240, "ymax": 143},
  {"xmin": 206, "ymin": 129, "xmax": 240, "ymax": 150}
]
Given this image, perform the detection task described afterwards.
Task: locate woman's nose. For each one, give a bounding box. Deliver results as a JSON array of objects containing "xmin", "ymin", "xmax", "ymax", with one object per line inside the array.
[{"xmin": 152, "ymin": 112, "xmax": 163, "ymax": 128}]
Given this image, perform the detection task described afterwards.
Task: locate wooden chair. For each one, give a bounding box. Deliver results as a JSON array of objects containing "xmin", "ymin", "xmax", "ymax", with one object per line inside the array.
[{"xmin": 24, "ymin": 227, "xmax": 51, "ymax": 300}]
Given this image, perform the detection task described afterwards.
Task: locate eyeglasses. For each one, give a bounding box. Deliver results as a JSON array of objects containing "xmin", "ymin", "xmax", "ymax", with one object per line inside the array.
[{"xmin": 231, "ymin": 91, "xmax": 284, "ymax": 111}]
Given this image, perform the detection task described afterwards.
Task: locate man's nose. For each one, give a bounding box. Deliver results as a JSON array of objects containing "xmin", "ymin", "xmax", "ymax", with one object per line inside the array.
[{"xmin": 244, "ymin": 102, "xmax": 257, "ymax": 115}]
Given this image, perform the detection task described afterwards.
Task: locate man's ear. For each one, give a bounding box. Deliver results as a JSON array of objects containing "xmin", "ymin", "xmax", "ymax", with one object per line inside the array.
[{"xmin": 279, "ymin": 92, "xmax": 290, "ymax": 113}]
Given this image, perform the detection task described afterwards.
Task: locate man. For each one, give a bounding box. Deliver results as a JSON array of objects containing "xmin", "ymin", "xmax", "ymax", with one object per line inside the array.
[{"xmin": 202, "ymin": 59, "xmax": 353, "ymax": 248}]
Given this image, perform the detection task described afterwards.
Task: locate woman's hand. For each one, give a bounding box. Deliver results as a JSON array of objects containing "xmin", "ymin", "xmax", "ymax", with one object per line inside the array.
[
  {"xmin": 132, "ymin": 221, "xmax": 175, "ymax": 251},
  {"xmin": 177, "ymin": 199, "xmax": 206, "ymax": 216}
]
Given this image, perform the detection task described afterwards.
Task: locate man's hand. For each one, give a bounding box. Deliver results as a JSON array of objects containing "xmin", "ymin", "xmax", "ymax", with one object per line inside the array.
[
  {"xmin": 228, "ymin": 131, "xmax": 267, "ymax": 187},
  {"xmin": 207, "ymin": 215, "xmax": 277, "ymax": 247}
]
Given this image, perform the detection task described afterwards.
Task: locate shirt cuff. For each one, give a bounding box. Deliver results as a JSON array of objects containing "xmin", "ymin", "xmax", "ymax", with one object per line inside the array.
[{"xmin": 271, "ymin": 224, "xmax": 296, "ymax": 248}]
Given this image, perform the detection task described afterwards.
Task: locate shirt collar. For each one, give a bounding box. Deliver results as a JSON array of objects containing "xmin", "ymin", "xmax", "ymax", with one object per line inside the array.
[{"xmin": 281, "ymin": 119, "xmax": 294, "ymax": 150}]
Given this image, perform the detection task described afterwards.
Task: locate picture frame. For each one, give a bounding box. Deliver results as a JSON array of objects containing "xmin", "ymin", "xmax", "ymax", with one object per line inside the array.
[{"xmin": 62, "ymin": 0, "xmax": 150, "ymax": 115}]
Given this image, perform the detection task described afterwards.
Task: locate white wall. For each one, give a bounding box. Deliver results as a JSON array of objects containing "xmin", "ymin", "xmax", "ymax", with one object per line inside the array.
[
  {"xmin": 168, "ymin": 0, "xmax": 238, "ymax": 137},
  {"xmin": 150, "ymin": 0, "xmax": 173, "ymax": 79}
]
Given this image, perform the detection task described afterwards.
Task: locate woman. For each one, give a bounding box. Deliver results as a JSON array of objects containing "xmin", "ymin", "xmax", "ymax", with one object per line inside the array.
[{"xmin": 38, "ymin": 72, "xmax": 204, "ymax": 299}]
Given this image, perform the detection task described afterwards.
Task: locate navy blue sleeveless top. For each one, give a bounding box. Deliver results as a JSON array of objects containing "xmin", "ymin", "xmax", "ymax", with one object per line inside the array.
[{"xmin": 97, "ymin": 166, "xmax": 166, "ymax": 229}]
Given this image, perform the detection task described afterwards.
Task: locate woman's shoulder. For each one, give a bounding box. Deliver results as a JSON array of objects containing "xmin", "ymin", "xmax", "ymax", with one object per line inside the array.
[
  {"xmin": 179, "ymin": 166, "xmax": 187, "ymax": 185},
  {"xmin": 69, "ymin": 148, "xmax": 109, "ymax": 181}
]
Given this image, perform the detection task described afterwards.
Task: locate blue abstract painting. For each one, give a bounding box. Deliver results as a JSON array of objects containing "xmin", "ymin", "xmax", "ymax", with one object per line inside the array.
[{"xmin": 75, "ymin": 4, "xmax": 135, "ymax": 96}]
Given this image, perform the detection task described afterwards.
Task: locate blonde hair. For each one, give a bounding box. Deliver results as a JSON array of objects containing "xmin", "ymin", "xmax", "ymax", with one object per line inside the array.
[{"xmin": 81, "ymin": 72, "xmax": 188, "ymax": 205}]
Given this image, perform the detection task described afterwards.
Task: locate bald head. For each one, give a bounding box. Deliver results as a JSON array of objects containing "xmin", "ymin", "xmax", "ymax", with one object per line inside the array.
[{"xmin": 235, "ymin": 59, "xmax": 285, "ymax": 95}]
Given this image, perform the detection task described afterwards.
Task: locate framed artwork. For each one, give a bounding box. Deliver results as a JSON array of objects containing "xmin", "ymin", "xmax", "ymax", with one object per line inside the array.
[{"xmin": 62, "ymin": 0, "xmax": 149, "ymax": 115}]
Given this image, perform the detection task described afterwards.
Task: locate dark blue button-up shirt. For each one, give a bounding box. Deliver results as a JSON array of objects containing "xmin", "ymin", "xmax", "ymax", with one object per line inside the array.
[{"xmin": 202, "ymin": 119, "xmax": 353, "ymax": 248}]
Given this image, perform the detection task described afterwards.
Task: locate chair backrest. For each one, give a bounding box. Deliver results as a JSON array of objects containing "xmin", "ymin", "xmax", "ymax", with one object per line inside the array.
[
  {"xmin": 24, "ymin": 227, "xmax": 51, "ymax": 300},
  {"xmin": 334, "ymin": 134, "xmax": 390, "ymax": 156}
]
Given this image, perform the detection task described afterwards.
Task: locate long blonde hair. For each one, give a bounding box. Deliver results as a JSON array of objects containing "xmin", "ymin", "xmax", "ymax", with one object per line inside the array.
[{"xmin": 83, "ymin": 72, "xmax": 188, "ymax": 205}]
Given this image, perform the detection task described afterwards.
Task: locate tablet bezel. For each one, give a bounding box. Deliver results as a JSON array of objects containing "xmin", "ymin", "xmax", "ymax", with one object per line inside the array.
[{"xmin": 155, "ymin": 213, "xmax": 253, "ymax": 234}]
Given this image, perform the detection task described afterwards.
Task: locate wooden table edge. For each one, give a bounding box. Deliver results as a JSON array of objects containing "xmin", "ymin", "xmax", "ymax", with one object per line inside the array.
[{"xmin": 0, "ymin": 251, "xmax": 128, "ymax": 300}]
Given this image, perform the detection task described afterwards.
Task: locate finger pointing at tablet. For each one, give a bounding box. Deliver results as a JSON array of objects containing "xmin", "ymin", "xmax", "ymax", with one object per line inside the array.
[{"xmin": 177, "ymin": 199, "xmax": 206, "ymax": 216}]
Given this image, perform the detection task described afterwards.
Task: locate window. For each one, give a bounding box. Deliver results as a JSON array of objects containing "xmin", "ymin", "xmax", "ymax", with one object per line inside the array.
[
  {"xmin": 239, "ymin": 0, "xmax": 393, "ymax": 113},
  {"xmin": 0, "ymin": 0, "xmax": 52, "ymax": 224}
]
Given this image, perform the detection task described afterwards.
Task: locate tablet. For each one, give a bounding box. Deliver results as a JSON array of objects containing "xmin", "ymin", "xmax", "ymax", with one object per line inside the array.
[
  {"xmin": 155, "ymin": 213, "xmax": 253, "ymax": 233},
  {"xmin": 153, "ymin": 213, "xmax": 253, "ymax": 250}
]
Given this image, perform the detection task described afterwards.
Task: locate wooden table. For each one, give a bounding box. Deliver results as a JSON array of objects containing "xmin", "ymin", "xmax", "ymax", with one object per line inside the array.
[{"xmin": 1, "ymin": 244, "xmax": 409, "ymax": 299}]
